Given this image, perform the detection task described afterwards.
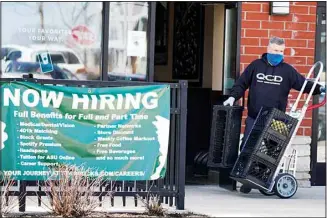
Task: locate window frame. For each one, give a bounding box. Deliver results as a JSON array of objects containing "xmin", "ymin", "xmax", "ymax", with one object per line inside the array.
[{"xmin": 311, "ymin": 1, "xmax": 326, "ymax": 186}]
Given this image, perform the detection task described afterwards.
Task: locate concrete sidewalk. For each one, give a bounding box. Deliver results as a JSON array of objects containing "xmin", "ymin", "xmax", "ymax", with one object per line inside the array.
[
  {"xmin": 185, "ymin": 185, "xmax": 326, "ymax": 217},
  {"xmin": 4, "ymin": 185, "xmax": 325, "ymax": 217}
]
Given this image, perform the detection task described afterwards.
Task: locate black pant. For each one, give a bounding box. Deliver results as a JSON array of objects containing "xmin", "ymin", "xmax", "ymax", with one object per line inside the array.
[{"xmin": 240, "ymin": 116, "xmax": 256, "ymax": 151}]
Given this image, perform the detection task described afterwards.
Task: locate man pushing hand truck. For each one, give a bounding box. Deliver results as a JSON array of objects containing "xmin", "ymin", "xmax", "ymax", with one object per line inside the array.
[{"xmin": 223, "ymin": 36, "xmax": 326, "ymax": 195}]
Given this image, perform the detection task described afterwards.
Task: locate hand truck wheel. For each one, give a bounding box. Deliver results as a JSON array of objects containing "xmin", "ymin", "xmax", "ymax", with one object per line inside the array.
[
  {"xmin": 273, "ymin": 173, "xmax": 298, "ymax": 199},
  {"xmin": 259, "ymin": 189, "xmax": 275, "ymax": 196},
  {"xmin": 240, "ymin": 185, "xmax": 252, "ymax": 194}
]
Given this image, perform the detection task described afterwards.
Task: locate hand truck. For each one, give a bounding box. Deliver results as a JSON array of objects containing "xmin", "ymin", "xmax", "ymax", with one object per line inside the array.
[{"xmin": 237, "ymin": 61, "xmax": 326, "ymax": 198}]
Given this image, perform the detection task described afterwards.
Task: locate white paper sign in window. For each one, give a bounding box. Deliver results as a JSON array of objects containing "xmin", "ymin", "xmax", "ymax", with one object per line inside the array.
[{"xmin": 127, "ymin": 31, "xmax": 147, "ymax": 57}]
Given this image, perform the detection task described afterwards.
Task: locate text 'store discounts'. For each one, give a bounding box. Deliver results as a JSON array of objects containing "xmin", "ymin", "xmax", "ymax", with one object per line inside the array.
[{"xmin": 0, "ymin": 81, "xmax": 171, "ymax": 181}]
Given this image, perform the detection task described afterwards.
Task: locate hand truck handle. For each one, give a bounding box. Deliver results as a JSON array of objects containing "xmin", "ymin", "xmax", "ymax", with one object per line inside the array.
[
  {"xmin": 307, "ymin": 95, "xmax": 326, "ymax": 111},
  {"xmin": 290, "ymin": 61, "xmax": 324, "ymax": 113}
]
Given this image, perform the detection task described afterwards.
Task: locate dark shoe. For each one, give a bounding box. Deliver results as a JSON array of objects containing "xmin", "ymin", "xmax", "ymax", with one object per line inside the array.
[{"xmin": 240, "ymin": 185, "xmax": 252, "ymax": 194}]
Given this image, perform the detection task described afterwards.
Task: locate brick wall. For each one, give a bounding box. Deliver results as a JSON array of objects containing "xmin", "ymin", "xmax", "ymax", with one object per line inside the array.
[{"xmin": 240, "ymin": 2, "xmax": 317, "ymax": 136}]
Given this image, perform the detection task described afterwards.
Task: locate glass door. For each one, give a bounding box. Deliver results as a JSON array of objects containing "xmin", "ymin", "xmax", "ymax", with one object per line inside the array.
[{"xmin": 311, "ymin": 2, "xmax": 326, "ymax": 186}]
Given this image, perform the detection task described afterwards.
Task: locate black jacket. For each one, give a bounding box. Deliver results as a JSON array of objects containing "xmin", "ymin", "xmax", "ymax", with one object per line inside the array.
[{"xmin": 230, "ymin": 53, "xmax": 322, "ymax": 119}]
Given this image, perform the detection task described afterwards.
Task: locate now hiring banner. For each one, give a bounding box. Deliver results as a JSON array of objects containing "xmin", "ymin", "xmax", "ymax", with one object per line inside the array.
[{"xmin": 0, "ymin": 81, "xmax": 170, "ymax": 181}]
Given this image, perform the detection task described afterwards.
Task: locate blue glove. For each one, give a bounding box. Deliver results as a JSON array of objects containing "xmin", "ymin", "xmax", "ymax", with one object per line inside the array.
[{"xmin": 320, "ymin": 86, "xmax": 326, "ymax": 95}]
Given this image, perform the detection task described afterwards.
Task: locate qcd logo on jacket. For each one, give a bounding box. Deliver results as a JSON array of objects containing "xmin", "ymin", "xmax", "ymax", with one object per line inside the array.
[{"xmin": 256, "ymin": 73, "xmax": 283, "ymax": 85}]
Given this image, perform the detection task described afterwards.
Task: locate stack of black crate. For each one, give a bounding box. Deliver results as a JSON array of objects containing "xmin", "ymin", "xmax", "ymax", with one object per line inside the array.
[
  {"xmin": 207, "ymin": 105, "xmax": 244, "ymax": 168},
  {"xmin": 230, "ymin": 107, "xmax": 298, "ymax": 189}
]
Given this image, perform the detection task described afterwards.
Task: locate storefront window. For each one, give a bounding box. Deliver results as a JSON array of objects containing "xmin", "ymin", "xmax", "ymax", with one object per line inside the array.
[
  {"xmin": 317, "ymin": 12, "xmax": 326, "ymax": 163},
  {"xmin": 108, "ymin": 2, "xmax": 149, "ymax": 81},
  {"xmin": 1, "ymin": 2, "xmax": 102, "ymax": 80}
]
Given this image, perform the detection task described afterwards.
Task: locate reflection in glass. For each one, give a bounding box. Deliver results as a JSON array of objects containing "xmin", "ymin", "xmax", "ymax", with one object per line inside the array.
[
  {"xmin": 223, "ymin": 7, "xmax": 237, "ymax": 93},
  {"xmin": 108, "ymin": 2, "xmax": 149, "ymax": 81},
  {"xmin": 317, "ymin": 13, "xmax": 326, "ymax": 163},
  {"xmin": 1, "ymin": 2, "xmax": 102, "ymax": 80}
]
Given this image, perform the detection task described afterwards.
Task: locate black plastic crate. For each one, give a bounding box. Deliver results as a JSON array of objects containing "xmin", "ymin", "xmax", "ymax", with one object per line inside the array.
[
  {"xmin": 230, "ymin": 154, "xmax": 277, "ymax": 189},
  {"xmin": 230, "ymin": 153, "xmax": 251, "ymax": 177},
  {"xmin": 256, "ymin": 130, "xmax": 289, "ymax": 164},
  {"xmin": 243, "ymin": 130, "xmax": 289, "ymax": 165},
  {"xmin": 207, "ymin": 105, "xmax": 243, "ymax": 168},
  {"xmin": 241, "ymin": 129, "xmax": 264, "ymax": 154},
  {"xmin": 252, "ymin": 107, "xmax": 298, "ymax": 141},
  {"xmin": 241, "ymin": 107, "xmax": 298, "ymax": 164}
]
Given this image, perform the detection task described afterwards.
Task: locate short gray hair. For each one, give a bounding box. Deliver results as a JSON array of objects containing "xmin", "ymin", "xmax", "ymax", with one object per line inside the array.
[{"xmin": 269, "ymin": 36, "xmax": 285, "ymax": 46}]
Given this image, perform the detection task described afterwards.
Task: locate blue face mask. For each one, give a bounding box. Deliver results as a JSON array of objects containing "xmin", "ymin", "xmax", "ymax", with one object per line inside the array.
[{"xmin": 267, "ymin": 53, "xmax": 283, "ymax": 66}]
